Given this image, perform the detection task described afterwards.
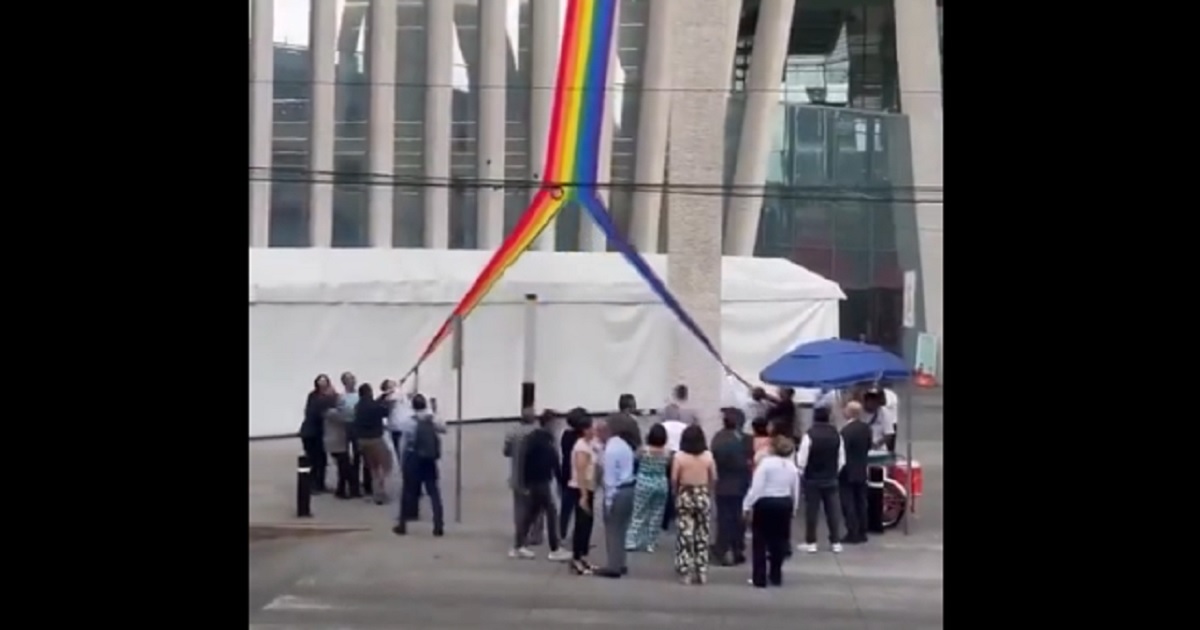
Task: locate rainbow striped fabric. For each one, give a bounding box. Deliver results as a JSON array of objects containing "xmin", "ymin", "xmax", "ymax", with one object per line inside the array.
[
  {"xmin": 410, "ymin": 0, "xmax": 619, "ymax": 368},
  {"xmin": 406, "ymin": 0, "xmax": 741, "ymax": 386}
]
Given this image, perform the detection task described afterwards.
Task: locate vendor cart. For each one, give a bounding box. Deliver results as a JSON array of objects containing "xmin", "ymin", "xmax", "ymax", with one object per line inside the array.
[{"xmin": 868, "ymin": 450, "xmax": 924, "ymax": 529}]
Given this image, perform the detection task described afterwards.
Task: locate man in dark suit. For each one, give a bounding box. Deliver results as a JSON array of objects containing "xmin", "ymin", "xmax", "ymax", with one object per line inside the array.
[
  {"xmin": 838, "ymin": 401, "xmax": 873, "ymax": 544},
  {"xmin": 710, "ymin": 408, "xmax": 752, "ymax": 565},
  {"xmin": 604, "ymin": 393, "xmax": 642, "ymax": 449}
]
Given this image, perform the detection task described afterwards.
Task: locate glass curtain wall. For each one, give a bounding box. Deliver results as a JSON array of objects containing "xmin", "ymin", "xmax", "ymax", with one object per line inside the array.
[
  {"xmin": 269, "ymin": 0, "xmax": 313, "ymax": 247},
  {"xmin": 755, "ymin": 104, "xmax": 909, "ymax": 353}
]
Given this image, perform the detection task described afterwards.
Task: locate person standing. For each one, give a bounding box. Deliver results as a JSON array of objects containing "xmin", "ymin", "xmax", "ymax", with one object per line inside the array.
[
  {"xmin": 385, "ymin": 383, "xmax": 410, "ymax": 455},
  {"xmin": 339, "ymin": 372, "xmax": 372, "ymax": 499},
  {"xmin": 658, "ymin": 403, "xmax": 688, "ymax": 532},
  {"xmin": 504, "ymin": 408, "xmax": 543, "ymax": 547},
  {"xmin": 511, "ymin": 412, "xmax": 572, "ymax": 561},
  {"xmin": 625, "ymin": 424, "xmax": 670, "ymax": 552},
  {"xmin": 662, "ymin": 384, "xmax": 700, "ymax": 428},
  {"xmin": 750, "ymin": 416, "xmax": 772, "ymax": 466},
  {"xmin": 559, "ymin": 409, "xmax": 585, "ymax": 539},
  {"xmin": 300, "ymin": 375, "xmax": 337, "ymax": 494},
  {"xmin": 743, "ymin": 435, "xmax": 800, "ymax": 588},
  {"xmin": 671, "ymin": 425, "xmax": 715, "ymax": 585},
  {"xmin": 711, "ymin": 408, "xmax": 752, "ymax": 566},
  {"xmin": 593, "ymin": 423, "xmax": 637, "ymax": 578},
  {"xmin": 839, "ymin": 401, "xmax": 872, "ymax": 544},
  {"xmin": 796, "ymin": 407, "xmax": 845, "ymax": 553},
  {"xmin": 605, "ymin": 393, "xmax": 643, "ymax": 449},
  {"xmin": 766, "ymin": 387, "xmax": 798, "ymax": 442},
  {"xmin": 352, "ymin": 383, "xmax": 391, "ymax": 505},
  {"xmin": 745, "ymin": 387, "xmax": 771, "ymax": 428},
  {"xmin": 393, "ymin": 394, "xmax": 445, "ymax": 536},
  {"xmin": 323, "ymin": 393, "xmax": 353, "ymax": 498},
  {"xmin": 862, "ymin": 389, "xmax": 897, "ymax": 453},
  {"xmin": 567, "ymin": 415, "xmax": 599, "ymax": 574}
]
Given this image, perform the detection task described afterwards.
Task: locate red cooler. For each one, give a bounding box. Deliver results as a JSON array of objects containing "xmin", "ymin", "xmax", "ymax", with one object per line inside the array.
[{"xmin": 888, "ymin": 459, "xmax": 923, "ymax": 513}]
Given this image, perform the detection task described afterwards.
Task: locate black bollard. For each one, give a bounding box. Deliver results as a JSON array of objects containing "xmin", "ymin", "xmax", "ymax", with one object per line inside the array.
[
  {"xmin": 296, "ymin": 454, "xmax": 313, "ymax": 518},
  {"xmin": 866, "ymin": 465, "xmax": 884, "ymax": 533}
]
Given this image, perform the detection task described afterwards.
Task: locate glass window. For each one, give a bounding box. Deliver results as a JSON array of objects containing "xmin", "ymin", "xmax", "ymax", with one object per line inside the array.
[
  {"xmin": 332, "ymin": 156, "xmax": 368, "ymax": 247},
  {"xmin": 832, "ymin": 249, "xmax": 871, "ymax": 290},
  {"xmin": 270, "ymin": 0, "xmax": 312, "ymax": 247},
  {"xmin": 832, "ymin": 202, "xmax": 870, "ymax": 250}
]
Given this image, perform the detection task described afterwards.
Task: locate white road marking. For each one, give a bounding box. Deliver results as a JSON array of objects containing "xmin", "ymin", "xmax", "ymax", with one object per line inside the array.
[{"xmin": 262, "ymin": 595, "xmax": 338, "ymax": 611}]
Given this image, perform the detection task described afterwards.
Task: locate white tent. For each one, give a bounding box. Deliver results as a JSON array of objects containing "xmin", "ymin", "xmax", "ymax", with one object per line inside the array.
[{"xmin": 249, "ymin": 249, "xmax": 843, "ymax": 437}]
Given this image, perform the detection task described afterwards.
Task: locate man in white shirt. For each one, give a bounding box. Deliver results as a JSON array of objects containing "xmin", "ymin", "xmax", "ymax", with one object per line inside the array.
[
  {"xmin": 661, "ymin": 406, "xmax": 688, "ymax": 453},
  {"xmin": 862, "ymin": 390, "xmax": 897, "ymax": 452},
  {"xmin": 659, "ymin": 385, "xmax": 692, "ymax": 532}
]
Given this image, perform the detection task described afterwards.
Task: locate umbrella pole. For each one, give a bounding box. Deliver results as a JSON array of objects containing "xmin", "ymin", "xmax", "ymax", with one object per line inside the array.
[{"xmin": 903, "ymin": 381, "xmax": 914, "ymax": 536}]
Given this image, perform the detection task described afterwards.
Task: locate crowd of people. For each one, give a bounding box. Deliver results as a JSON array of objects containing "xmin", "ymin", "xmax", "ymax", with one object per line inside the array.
[
  {"xmin": 299, "ymin": 371, "xmax": 448, "ymax": 537},
  {"xmin": 298, "ymin": 372, "xmax": 899, "ymax": 589},
  {"xmin": 503, "ymin": 382, "xmax": 899, "ymax": 588}
]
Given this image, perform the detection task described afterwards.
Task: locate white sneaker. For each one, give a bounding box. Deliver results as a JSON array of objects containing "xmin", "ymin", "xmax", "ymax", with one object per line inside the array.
[
  {"xmin": 547, "ymin": 549, "xmax": 572, "ymax": 562},
  {"xmin": 831, "ymin": 543, "xmax": 843, "ymax": 554},
  {"xmin": 508, "ymin": 547, "xmax": 535, "ymax": 559},
  {"xmin": 801, "ymin": 543, "xmax": 818, "ymax": 554}
]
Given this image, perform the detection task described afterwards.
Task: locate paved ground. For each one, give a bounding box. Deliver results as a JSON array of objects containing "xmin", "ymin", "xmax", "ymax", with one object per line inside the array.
[{"xmin": 250, "ymin": 397, "xmax": 943, "ymax": 629}]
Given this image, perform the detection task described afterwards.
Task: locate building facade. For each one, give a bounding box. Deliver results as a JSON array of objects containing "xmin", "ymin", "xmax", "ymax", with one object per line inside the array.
[{"xmin": 249, "ymin": 0, "xmax": 943, "ymax": 375}]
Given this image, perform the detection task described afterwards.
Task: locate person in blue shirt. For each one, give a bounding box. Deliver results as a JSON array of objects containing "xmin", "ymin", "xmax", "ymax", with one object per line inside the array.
[{"xmin": 593, "ymin": 424, "xmax": 637, "ymax": 578}]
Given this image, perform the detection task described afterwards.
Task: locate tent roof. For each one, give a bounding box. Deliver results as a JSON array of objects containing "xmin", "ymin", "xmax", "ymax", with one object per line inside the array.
[{"xmin": 249, "ymin": 248, "xmax": 845, "ymax": 305}]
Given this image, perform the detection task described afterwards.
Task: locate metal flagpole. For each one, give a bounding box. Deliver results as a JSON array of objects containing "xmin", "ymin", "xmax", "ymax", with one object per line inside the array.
[
  {"xmin": 452, "ymin": 314, "xmax": 464, "ymax": 524},
  {"xmin": 903, "ymin": 382, "xmax": 914, "ymax": 535},
  {"xmin": 900, "ymin": 269, "xmax": 917, "ymax": 536}
]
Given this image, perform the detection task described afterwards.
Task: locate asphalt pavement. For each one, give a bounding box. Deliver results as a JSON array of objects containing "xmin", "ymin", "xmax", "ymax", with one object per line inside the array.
[{"xmin": 249, "ymin": 399, "xmax": 943, "ymax": 629}]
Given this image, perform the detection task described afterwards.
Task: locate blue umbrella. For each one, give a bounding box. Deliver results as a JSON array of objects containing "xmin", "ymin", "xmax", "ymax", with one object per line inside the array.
[{"xmin": 759, "ymin": 338, "xmax": 911, "ymax": 389}]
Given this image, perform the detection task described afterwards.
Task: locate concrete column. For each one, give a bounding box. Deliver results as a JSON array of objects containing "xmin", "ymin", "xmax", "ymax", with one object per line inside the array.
[
  {"xmin": 665, "ymin": 0, "xmax": 739, "ymax": 434},
  {"xmin": 366, "ymin": 0, "xmax": 396, "ymax": 247},
  {"xmin": 578, "ymin": 0, "xmax": 619, "ymax": 252},
  {"xmin": 476, "ymin": 0, "xmax": 507, "ymax": 250},
  {"xmin": 308, "ymin": 0, "xmax": 337, "ymax": 247},
  {"xmin": 894, "ymin": 0, "xmax": 944, "ymax": 375},
  {"xmin": 249, "ymin": 0, "xmax": 274, "ymax": 248},
  {"xmin": 724, "ymin": 0, "xmax": 795, "ymax": 256},
  {"xmin": 627, "ymin": 0, "xmax": 672, "ymax": 253},
  {"xmin": 423, "ymin": 0, "xmax": 453, "ymax": 249},
  {"xmin": 529, "ymin": 0, "xmax": 559, "ymax": 251}
]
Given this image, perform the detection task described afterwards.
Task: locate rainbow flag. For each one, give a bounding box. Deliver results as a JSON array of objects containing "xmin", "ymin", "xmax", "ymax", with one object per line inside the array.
[
  {"xmin": 406, "ymin": 0, "xmax": 743, "ymax": 386},
  {"xmin": 408, "ymin": 0, "xmax": 618, "ymax": 372}
]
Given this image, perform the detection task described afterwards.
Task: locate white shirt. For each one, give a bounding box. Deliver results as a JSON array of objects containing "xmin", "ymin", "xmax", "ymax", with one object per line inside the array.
[
  {"xmin": 661, "ymin": 420, "xmax": 687, "ymax": 452},
  {"xmin": 743, "ymin": 455, "xmax": 801, "ymax": 513},
  {"xmin": 885, "ymin": 388, "xmax": 899, "ymax": 417},
  {"xmin": 864, "ymin": 407, "xmax": 897, "ymax": 446},
  {"xmin": 794, "ymin": 432, "xmax": 847, "ymax": 474}
]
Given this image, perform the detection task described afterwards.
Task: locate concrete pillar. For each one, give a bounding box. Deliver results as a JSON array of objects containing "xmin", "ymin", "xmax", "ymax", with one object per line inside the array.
[
  {"xmin": 366, "ymin": 0, "xmax": 396, "ymax": 247},
  {"xmin": 529, "ymin": 0, "xmax": 559, "ymax": 251},
  {"xmin": 724, "ymin": 0, "xmax": 796, "ymax": 256},
  {"xmin": 578, "ymin": 0, "xmax": 619, "ymax": 252},
  {"xmin": 476, "ymin": 0, "xmax": 507, "ymax": 250},
  {"xmin": 308, "ymin": 0, "xmax": 337, "ymax": 247},
  {"xmin": 424, "ymin": 0, "xmax": 453, "ymax": 249},
  {"xmin": 894, "ymin": 0, "xmax": 944, "ymax": 376},
  {"xmin": 249, "ymin": 0, "xmax": 274, "ymax": 248},
  {"xmin": 627, "ymin": 0, "xmax": 672, "ymax": 253},
  {"xmin": 665, "ymin": 0, "xmax": 739, "ymax": 434}
]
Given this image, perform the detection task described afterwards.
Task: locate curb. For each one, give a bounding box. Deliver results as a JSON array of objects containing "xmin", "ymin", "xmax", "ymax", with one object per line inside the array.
[{"xmin": 249, "ymin": 523, "xmax": 369, "ymax": 541}]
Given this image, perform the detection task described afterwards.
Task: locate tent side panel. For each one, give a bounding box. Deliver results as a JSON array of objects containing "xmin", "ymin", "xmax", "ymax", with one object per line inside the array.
[
  {"xmin": 532, "ymin": 303, "xmax": 673, "ymax": 415},
  {"xmin": 720, "ymin": 298, "xmax": 841, "ymax": 392},
  {"xmin": 249, "ymin": 302, "xmax": 523, "ymax": 437}
]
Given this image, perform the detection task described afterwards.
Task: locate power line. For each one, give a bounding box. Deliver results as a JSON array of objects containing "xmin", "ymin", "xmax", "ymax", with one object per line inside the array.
[
  {"xmin": 255, "ymin": 78, "xmax": 943, "ymax": 97},
  {"xmin": 248, "ymin": 169, "xmax": 942, "ymax": 204}
]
